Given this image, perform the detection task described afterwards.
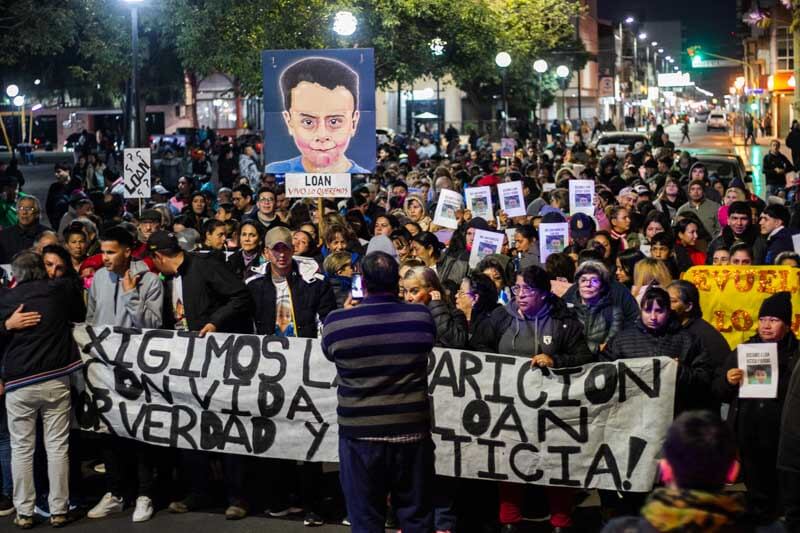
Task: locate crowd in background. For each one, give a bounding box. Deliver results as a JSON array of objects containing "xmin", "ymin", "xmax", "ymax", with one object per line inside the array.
[{"xmin": 0, "ymin": 124, "xmax": 796, "ymax": 532}]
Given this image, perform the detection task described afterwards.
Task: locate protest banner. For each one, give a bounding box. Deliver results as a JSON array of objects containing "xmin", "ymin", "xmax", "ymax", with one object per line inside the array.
[
  {"xmin": 539, "ymin": 222, "xmax": 569, "ymax": 262},
  {"xmin": 123, "ymin": 148, "xmax": 151, "ymax": 199},
  {"xmin": 737, "ymin": 343, "xmax": 778, "ymax": 398},
  {"xmin": 469, "ymin": 229, "xmax": 504, "ymax": 268},
  {"xmin": 433, "ymin": 189, "xmax": 463, "ymax": 229},
  {"xmin": 497, "ymin": 181, "xmax": 526, "ymax": 218},
  {"xmin": 73, "ymin": 326, "xmax": 676, "ymax": 491},
  {"xmin": 569, "ymin": 180, "xmax": 595, "ymax": 216},
  {"xmin": 465, "ymin": 186, "xmax": 493, "ymax": 221},
  {"xmin": 682, "ymin": 266, "xmax": 800, "ymax": 349},
  {"xmin": 285, "ymin": 173, "xmax": 351, "ymax": 198},
  {"xmin": 261, "ymin": 49, "xmax": 375, "ymax": 176}
]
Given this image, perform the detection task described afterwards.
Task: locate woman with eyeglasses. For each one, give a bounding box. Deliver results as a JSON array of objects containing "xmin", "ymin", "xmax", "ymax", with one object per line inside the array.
[
  {"xmin": 482, "ymin": 265, "xmax": 592, "ymax": 533},
  {"xmin": 564, "ymin": 260, "xmax": 623, "ymax": 355},
  {"xmin": 454, "ymin": 272, "xmax": 499, "ymax": 352}
]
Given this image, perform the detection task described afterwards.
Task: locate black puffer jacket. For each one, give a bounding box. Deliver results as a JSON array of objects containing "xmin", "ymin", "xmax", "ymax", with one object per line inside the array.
[
  {"xmin": 706, "ymin": 225, "xmax": 767, "ymax": 265},
  {"xmin": 427, "ymin": 300, "xmax": 468, "ymax": 348},
  {"xmin": 563, "ymin": 290, "xmax": 624, "ymax": 355},
  {"xmin": 483, "ymin": 295, "xmax": 593, "ymax": 366},
  {"xmin": 603, "ymin": 318, "xmax": 714, "ymax": 414},
  {"xmin": 779, "ymin": 333, "xmax": 800, "ymax": 473}
]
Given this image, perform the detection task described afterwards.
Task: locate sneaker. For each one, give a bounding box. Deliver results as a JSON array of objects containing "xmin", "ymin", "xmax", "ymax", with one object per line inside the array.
[
  {"xmin": 225, "ymin": 504, "xmax": 248, "ymax": 520},
  {"xmin": 341, "ymin": 516, "xmax": 351, "ymax": 526},
  {"xmin": 50, "ymin": 514, "xmax": 70, "ymax": 528},
  {"xmin": 168, "ymin": 494, "xmax": 209, "ymax": 514},
  {"xmin": 93, "ymin": 463, "xmax": 106, "ymax": 474},
  {"xmin": 303, "ymin": 511, "xmax": 324, "ymax": 526},
  {"xmin": 132, "ymin": 496, "xmax": 153, "ymax": 523},
  {"xmin": 0, "ymin": 494, "xmax": 14, "ymax": 517},
  {"xmin": 87, "ymin": 492, "xmax": 124, "ymax": 518},
  {"xmin": 13, "ymin": 515, "xmax": 33, "ymax": 529}
]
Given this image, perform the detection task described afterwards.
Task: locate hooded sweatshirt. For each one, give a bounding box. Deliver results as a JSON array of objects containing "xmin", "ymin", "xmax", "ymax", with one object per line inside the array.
[
  {"xmin": 403, "ymin": 193, "xmax": 431, "ymax": 231},
  {"xmin": 486, "ymin": 294, "xmax": 593, "ymax": 366},
  {"xmin": 86, "ymin": 259, "xmax": 164, "ymax": 329}
]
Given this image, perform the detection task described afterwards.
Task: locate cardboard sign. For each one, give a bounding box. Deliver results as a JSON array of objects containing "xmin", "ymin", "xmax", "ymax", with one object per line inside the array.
[
  {"xmin": 465, "ymin": 186, "xmax": 493, "ymax": 221},
  {"xmin": 737, "ymin": 343, "xmax": 778, "ymax": 398},
  {"xmin": 433, "ymin": 189, "xmax": 463, "ymax": 229},
  {"xmin": 285, "ymin": 173, "xmax": 351, "ymax": 198},
  {"xmin": 469, "ymin": 229, "xmax": 504, "ymax": 268},
  {"xmin": 123, "ymin": 148, "xmax": 152, "ymax": 199},
  {"xmin": 569, "ymin": 179, "xmax": 595, "ymax": 216},
  {"xmin": 497, "ymin": 181, "xmax": 526, "ymax": 218},
  {"xmin": 539, "ymin": 222, "xmax": 569, "ymax": 262},
  {"xmin": 72, "ymin": 325, "xmax": 677, "ymax": 492}
]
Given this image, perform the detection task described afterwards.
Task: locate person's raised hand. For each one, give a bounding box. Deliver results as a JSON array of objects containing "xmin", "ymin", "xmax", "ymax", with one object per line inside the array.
[
  {"xmin": 122, "ymin": 270, "xmax": 141, "ymax": 293},
  {"xmin": 430, "ymin": 290, "xmax": 442, "ymax": 301},
  {"xmin": 727, "ymin": 368, "xmax": 744, "ymax": 386}
]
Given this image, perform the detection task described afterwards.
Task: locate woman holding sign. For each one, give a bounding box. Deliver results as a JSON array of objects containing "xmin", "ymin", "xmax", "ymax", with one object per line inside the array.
[{"xmin": 713, "ymin": 291, "xmax": 799, "ymax": 522}]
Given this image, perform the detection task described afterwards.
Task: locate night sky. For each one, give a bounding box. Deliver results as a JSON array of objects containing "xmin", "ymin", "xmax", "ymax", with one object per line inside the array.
[{"xmin": 597, "ymin": 0, "xmax": 741, "ymax": 97}]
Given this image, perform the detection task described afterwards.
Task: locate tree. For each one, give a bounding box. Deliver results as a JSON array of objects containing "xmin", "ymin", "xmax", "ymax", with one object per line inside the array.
[{"xmin": 0, "ymin": 0, "xmax": 82, "ymax": 66}]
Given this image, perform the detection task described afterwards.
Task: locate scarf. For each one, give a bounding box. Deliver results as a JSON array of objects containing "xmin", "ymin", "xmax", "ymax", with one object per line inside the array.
[{"xmin": 641, "ymin": 488, "xmax": 746, "ymax": 532}]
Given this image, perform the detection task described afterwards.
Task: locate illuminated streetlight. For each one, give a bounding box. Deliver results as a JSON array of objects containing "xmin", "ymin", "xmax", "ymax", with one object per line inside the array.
[
  {"xmin": 333, "ymin": 11, "xmax": 358, "ymax": 36},
  {"xmin": 495, "ymin": 52, "xmax": 512, "ymax": 68},
  {"xmin": 33, "ymin": 79, "xmax": 41, "ymax": 86},
  {"xmin": 12, "ymin": 95, "xmax": 24, "ymax": 107},
  {"xmin": 533, "ymin": 59, "xmax": 548, "ymax": 73},
  {"xmin": 638, "ymin": 32, "xmax": 647, "ymax": 40},
  {"xmin": 673, "ymin": 66, "xmax": 679, "ymax": 71},
  {"xmin": 556, "ymin": 65, "xmax": 570, "ymax": 78},
  {"xmin": 624, "ymin": 16, "xmax": 634, "ymax": 23},
  {"xmin": 657, "ymin": 48, "xmax": 664, "ymax": 53},
  {"xmin": 6, "ymin": 85, "xmax": 19, "ymax": 98},
  {"xmin": 651, "ymin": 41, "xmax": 658, "ymax": 46}
]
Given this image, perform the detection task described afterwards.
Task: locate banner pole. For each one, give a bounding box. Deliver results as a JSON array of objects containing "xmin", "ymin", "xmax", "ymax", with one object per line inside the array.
[{"xmin": 317, "ymin": 196, "xmax": 324, "ymax": 246}]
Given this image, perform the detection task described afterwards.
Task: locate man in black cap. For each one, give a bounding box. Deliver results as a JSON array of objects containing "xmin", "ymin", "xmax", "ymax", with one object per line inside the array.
[
  {"xmin": 136, "ymin": 209, "xmax": 162, "ymax": 245},
  {"xmin": 714, "ymin": 291, "xmax": 798, "ymax": 521},
  {"xmin": 146, "ymin": 230, "xmax": 254, "ymax": 519},
  {"xmin": 759, "ymin": 203, "xmax": 794, "ymax": 265},
  {"xmin": 706, "ymin": 201, "xmax": 767, "ymax": 264},
  {"xmin": 569, "ymin": 212, "xmax": 596, "ymax": 250}
]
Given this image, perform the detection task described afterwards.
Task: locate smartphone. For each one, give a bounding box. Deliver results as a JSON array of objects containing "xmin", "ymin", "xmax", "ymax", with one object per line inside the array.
[{"xmin": 351, "ymin": 274, "xmax": 364, "ymax": 299}]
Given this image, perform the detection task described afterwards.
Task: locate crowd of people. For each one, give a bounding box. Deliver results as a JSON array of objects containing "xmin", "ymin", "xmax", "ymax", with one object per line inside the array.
[{"xmin": 0, "ymin": 125, "xmax": 797, "ymax": 533}]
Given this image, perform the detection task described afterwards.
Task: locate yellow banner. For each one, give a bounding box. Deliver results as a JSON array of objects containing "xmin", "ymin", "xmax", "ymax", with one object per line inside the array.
[{"xmin": 682, "ymin": 266, "xmax": 800, "ymax": 349}]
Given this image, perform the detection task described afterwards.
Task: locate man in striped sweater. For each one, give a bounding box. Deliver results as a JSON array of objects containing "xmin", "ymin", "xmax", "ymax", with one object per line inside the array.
[{"xmin": 322, "ymin": 251, "xmax": 436, "ymax": 533}]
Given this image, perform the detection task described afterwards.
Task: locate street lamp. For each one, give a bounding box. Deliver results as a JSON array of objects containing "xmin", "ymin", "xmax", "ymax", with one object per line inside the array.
[
  {"xmin": 496, "ymin": 52, "xmax": 512, "ymax": 135},
  {"xmin": 533, "ymin": 59, "xmax": 549, "ymax": 125},
  {"xmin": 33, "ymin": 79, "xmax": 40, "ymax": 86},
  {"xmin": 625, "ymin": 16, "xmax": 634, "ymax": 23},
  {"xmin": 333, "ymin": 11, "xmax": 358, "ymax": 36},
  {"xmin": 651, "ymin": 41, "xmax": 658, "ymax": 47},
  {"xmin": 638, "ymin": 32, "xmax": 647, "ymax": 40},
  {"xmin": 12, "ymin": 95, "xmax": 25, "ymax": 147},
  {"xmin": 556, "ymin": 65, "xmax": 570, "ymax": 121},
  {"xmin": 430, "ymin": 38, "xmax": 447, "ymax": 143},
  {"xmin": 123, "ymin": 0, "xmax": 143, "ymax": 149},
  {"xmin": 5, "ymin": 85, "xmax": 19, "ymax": 98}
]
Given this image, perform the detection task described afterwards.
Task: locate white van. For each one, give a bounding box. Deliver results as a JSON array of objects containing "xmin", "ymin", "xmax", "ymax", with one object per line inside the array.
[{"xmin": 707, "ymin": 112, "xmax": 727, "ymax": 132}]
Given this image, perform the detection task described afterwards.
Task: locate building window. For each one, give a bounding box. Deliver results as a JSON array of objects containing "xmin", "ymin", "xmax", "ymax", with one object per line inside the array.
[{"xmin": 777, "ymin": 26, "xmax": 793, "ymax": 70}]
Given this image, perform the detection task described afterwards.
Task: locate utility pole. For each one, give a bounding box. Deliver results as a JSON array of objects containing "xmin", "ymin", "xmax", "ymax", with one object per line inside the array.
[{"xmin": 792, "ymin": 3, "xmax": 800, "ymax": 121}]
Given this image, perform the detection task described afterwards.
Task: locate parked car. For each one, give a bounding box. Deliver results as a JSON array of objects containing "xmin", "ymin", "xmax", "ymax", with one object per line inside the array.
[
  {"xmin": 592, "ymin": 131, "xmax": 649, "ymax": 155},
  {"xmin": 694, "ymin": 110, "xmax": 710, "ymax": 123},
  {"xmin": 690, "ymin": 149, "xmax": 749, "ymax": 185},
  {"xmin": 707, "ymin": 112, "xmax": 727, "ymax": 132}
]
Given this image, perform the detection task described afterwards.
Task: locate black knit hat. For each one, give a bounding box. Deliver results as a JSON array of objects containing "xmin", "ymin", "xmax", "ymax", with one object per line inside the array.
[{"xmin": 759, "ymin": 291, "xmax": 792, "ymax": 324}]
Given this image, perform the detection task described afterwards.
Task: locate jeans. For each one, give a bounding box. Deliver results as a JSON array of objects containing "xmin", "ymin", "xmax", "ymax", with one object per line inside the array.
[
  {"xmin": 339, "ymin": 436, "xmax": 435, "ymax": 533},
  {"xmin": 6, "ymin": 377, "xmax": 71, "ymax": 516},
  {"xmin": 781, "ymin": 469, "xmax": 800, "ymax": 533},
  {"xmin": 104, "ymin": 437, "xmax": 155, "ymax": 499},
  {"xmin": 0, "ymin": 396, "xmax": 11, "ymax": 497},
  {"xmin": 179, "ymin": 449, "xmax": 246, "ymax": 506}
]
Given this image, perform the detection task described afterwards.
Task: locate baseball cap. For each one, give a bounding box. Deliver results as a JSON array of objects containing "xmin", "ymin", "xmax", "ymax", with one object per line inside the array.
[
  {"xmin": 176, "ymin": 229, "xmax": 201, "ymax": 252},
  {"xmin": 147, "ymin": 230, "xmax": 181, "ymax": 253},
  {"xmin": 152, "ymin": 185, "xmax": 169, "ymax": 195},
  {"xmin": 569, "ymin": 213, "xmax": 596, "ymax": 239},
  {"xmin": 264, "ymin": 227, "xmax": 293, "ymax": 249},
  {"xmin": 634, "ymin": 185, "xmax": 650, "ymax": 195}
]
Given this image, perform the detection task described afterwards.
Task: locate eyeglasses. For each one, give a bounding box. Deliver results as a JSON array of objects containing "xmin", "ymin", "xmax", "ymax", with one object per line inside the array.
[
  {"xmin": 456, "ymin": 289, "xmax": 475, "ymax": 297},
  {"xmin": 578, "ymin": 276, "xmax": 602, "ymax": 286},
  {"xmin": 258, "ymin": 198, "xmax": 275, "ymax": 204},
  {"xmin": 18, "ymin": 207, "xmax": 37, "ymax": 213},
  {"xmin": 511, "ymin": 284, "xmax": 538, "ymax": 296}
]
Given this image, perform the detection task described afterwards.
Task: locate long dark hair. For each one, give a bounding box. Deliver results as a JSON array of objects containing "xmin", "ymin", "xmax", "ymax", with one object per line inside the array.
[
  {"xmin": 465, "ymin": 272, "xmax": 498, "ymax": 317},
  {"xmin": 411, "ymin": 231, "xmax": 444, "ymax": 260}
]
